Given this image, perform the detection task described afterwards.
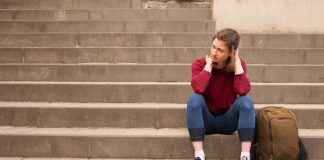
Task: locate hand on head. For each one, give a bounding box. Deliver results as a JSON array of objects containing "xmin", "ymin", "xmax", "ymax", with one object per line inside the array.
[{"xmin": 234, "ymin": 47, "xmax": 240, "ymax": 59}]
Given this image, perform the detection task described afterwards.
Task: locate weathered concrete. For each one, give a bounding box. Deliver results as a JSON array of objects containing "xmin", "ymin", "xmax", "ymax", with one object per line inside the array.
[
  {"xmin": 0, "ymin": 21, "xmax": 215, "ymax": 33},
  {"xmin": 142, "ymin": 0, "xmax": 211, "ymax": 9},
  {"xmin": 0, "ymin": 0, "xmax": 212, "ymax": 9},
  {"xmin": 0, "ymin": 0, "xmax": 141, "ymax": 9},
  {"xmin": 0, "ymin": 82, "xmax": 323, "ymax": 104},
  {"xmin": 213, "ymin": 0, "xmax": 324, "ymax": 33},
  {"xmin": 1, "ymin": 48, "xmax": 323, "ymax": 64},
  {"xmin": 0, "ymin": 127, "xmax": 323, "ymax": 159},
  {"xmin": 0, "ymin": 48, "xmax": 117, "ymax": 64},
  {"xmin": 0, "ymin": 64, "xmax": 323, "ymax": 83},
  {"xmin": 0, "ymin": 9, "xmax": 212, "ymax": 20},
  {"xmin": 1, "ymin": 33, "xmax": 324, "ymax": 48},
  {"xmin": 0, "ymin": 103, "xmax": 323, "ymax": 129}
]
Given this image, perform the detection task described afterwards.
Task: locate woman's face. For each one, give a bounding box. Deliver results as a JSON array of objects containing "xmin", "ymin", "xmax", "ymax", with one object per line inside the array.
[{"xmin": 210, "ymin": 38, "xmax": 231, "ymax": 63}]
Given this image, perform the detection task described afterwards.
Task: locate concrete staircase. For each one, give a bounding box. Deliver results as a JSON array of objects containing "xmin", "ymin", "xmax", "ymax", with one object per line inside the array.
[{"xmin": 0, "ymin": 0, "xmax": 323, "ymax": 159}]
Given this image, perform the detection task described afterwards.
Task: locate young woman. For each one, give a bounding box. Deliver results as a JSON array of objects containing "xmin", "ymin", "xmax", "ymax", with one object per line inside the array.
[{"xmin": 187, "ymin": 28, "xmax": 255, "ymax": 160}]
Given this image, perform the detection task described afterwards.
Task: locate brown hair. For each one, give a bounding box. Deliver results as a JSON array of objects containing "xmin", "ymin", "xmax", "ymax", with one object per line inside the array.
[{"xmin": 212, "ymin": 28, "xmax": 240, "ymax": 72}]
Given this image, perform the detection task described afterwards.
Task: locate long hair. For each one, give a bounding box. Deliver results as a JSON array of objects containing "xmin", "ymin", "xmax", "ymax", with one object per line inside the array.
[{"xmin": 212, "ymin": 28, "xmax": 240, "ymax": 72}]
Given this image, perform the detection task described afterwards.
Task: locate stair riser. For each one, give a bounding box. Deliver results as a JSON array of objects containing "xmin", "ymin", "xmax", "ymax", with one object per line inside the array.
[
  {"xmin": 0, "ymin": 10, "xmax": 212, "ymax": 21},
  {"xmin": 1, "ymin": 33, "xmax": 324, "ymax": 48},
  {"xmin": 0, "ymin": 48, "xmax": 323, "ymax": 64},
  {"xmin": 0, "ymin": 135, "xmax": 322, "ymax": 159},
  {"xmin": 0, "ymin": 0, "xmax": 212, "ymax": 9},
  {"xmin": 0, "ymin": 108, "xmax": 159, "ymax": 128},
  {"xmin": 0, "ymin": 65, "xmax": 323, "ymax": 83},
  {"xmin": 0, "ymin": 0, "xmax": 141, "ymax": 9},
  {"xmin": 0, "ymin": 84, "xmax": 323, "ymax": 103},
  {"xmin": 0, "ymin": 21, "xmax": 215, "ymax": 33},
  {"xmin": 243, "ymin": 49, "xmax": 324, "ymax": 65},
  {"xmin": 0, "ymin": 33, "xmax": 211, "ymax": 48},
  {"xmin": 0, "ymin": 107, "xmax": 323, "ymax": 129}
]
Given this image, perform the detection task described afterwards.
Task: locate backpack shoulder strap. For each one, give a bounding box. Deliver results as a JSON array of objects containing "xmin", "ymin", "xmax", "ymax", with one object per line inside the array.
[{"xmin": 298, "ymin": 137, "xmax": 308, "ymax": 160}]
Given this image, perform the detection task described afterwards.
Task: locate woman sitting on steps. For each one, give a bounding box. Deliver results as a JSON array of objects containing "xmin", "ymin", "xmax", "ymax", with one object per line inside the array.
[{"xmin": 186, "ymin": 28, "xmax": 255, "ymax": 160}]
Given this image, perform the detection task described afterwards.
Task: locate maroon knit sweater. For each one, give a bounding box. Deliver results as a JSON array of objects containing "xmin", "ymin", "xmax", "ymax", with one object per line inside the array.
[{"xmin": 191, "ymin": 57, "xmax": 251, "ymax": 114}]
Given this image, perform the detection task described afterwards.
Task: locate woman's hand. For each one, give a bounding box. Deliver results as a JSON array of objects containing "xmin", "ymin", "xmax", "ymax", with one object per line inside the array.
[
  {"xmin": 234, "ymin": 48, "xmax": 244, "ymax": 75},
  {"xmin": 205, "ymin": 55, "xmax": 214, "ymax": 65},
  {"xmin": 204, "ymin": 55, "xmax": 214, "ymax": 73},
  {"xmin": 234, "ymin": 48, "xmax": 240, "ymax": 60}
]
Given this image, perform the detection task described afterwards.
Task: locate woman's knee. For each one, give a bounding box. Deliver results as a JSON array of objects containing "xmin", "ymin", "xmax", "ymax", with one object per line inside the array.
[
  {"xmin": 237, "ymin": 95, "xmax": 254, "ymax": 111},
  {"xmin": 187, "ymin": 93, "xmax": 205, "ymax": 110}
]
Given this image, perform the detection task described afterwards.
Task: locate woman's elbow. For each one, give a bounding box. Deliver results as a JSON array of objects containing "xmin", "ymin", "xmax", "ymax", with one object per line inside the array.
[
  {"xmin": 235, "ymin": 86, "xmax": 251, "ymax": 96},
  {"xmin": 191, "ymin": 80, "xmax": 205, "ymax": 93}
]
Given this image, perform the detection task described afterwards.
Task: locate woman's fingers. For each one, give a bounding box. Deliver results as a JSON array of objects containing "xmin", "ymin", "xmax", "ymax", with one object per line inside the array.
[{"xmin": 205, "ymin": 55, "xmax": 212, "ymax": 63}]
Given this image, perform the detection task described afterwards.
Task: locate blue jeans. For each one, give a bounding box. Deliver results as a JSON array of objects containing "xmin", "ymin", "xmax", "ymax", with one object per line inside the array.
[{"xmin": 186, "ymin": 93, "xmax": 255, "ymax": 142}]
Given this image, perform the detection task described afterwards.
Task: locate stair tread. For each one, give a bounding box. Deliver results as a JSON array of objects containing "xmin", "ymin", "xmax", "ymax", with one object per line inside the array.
[
  {"xmin": 0, "ymin": 32, "xmax": 215, "ymax": 34},
  {"xmin": 0, "ymin": 46, "xmax": 208, "ymax": 48},
  {"xmin": 1, "ymin": 63, "xmax": 324, "ymax": 66},
  {"xmin": 0, "ymin": 126, "xmax": 323, "ymax": 138},
  {"xmin": 0, "ymin": 102, "xmax": 323, "ymax": 109},
  {"xmin": 0, "ymin": 158, "xmax": 211, "ymax": 160},
  {"xmin": 0, "ymin": 20, "xmax": 215, "ymax": 22},
  {"xmin": 0, "ymin": 81, "xmax": 323, "ymax": 85},
  {"xmin": 0, "ymin": 32, "xmax": 323, "ymax": 34},
  {"xmin": 0, "ymin": 8, "xmax": 211, "ymax": 11}
]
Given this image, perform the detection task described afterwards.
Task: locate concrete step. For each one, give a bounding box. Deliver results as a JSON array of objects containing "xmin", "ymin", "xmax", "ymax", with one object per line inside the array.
[
  {"xmin": 0, "ymin": 0, "xmax": 212, "ymax": 9},
  {"xmin": 0, "ymin": 64, "xmax": 323, "ymax": 83},
  {"xmin": 0, "ymin": 47, "xmax": 323, "ymax": 64},
  {"xmin": 1, "ymin": 33, "xmax": 324, "ymax": 48},
  {"xmin": 142, "ymin": 0, "xmax": 212, "ymax": 9},
  {"xmin": 0, "ymin": 102, "xmax": 323, "ymax": 129},
  {"xmin": 0, "ymin": 0, "xmax": 142, "ymax": 9},
  {"xmin": 242, "ymin": 48, "xmax": 324, "ymax": 65},
  {"xmin": 0, "ymin": 159, "xmax": 230, "ymax": 160},
  {"xmin": 0, "ymin": 9, "xmax": 212, "ymax": 21},
  {"xmin": 0, "ymin": 158, "xmax": 226, "ymax": 160},
  {"xmin": 0, "ymin": 82, "xmax": 323, "ymax": 104},
  {"xmin": 0, "ymin": 33, "xmax": 212, "ymax": 48},
  {"xmin": 0, "ymin": 20, "xmax": 215, "ymax": 33},
  {"xmin": 0, "ymin": 127, "xmax": 323, "ymax": 159}
]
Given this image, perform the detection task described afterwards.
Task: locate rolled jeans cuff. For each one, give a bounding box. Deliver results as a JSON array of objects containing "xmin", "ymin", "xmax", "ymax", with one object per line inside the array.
[
  {"xmin": 238, "ymin": 128, "xmax": 255, "ymax": 142},
  {"xmin": 189, "ymin": 128, "xmax": 205, "ymax": 141}
]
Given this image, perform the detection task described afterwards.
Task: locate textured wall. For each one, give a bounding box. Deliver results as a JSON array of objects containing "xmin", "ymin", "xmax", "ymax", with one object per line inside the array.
[
  {"xmin": 213, "ymin": 0, "xmax": 324, "ymax": 33},
  {"xmin": 142, "ymin": 0, "xmax": 211, "ymax": 8}
]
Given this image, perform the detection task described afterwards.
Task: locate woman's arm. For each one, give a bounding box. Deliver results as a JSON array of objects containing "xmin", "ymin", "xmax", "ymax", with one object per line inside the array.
[
  {"xmin": 191, "ymin": 56, "xmax": 213, "ymax": 93},
  {"xmin": 235, "ymin": 49, "xmax": 244, "ymax": 75},
  {"xmin": 234, "ymin": 50, "xmax": 251, "ymax": 95}
]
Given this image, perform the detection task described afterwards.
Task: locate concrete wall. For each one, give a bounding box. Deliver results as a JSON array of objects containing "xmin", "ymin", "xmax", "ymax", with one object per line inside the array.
[
  {"xmin": 142, "ymin": 0, "xmax": 211, "ymax": 8},
  {"xmin": 213, "ymin": 0, "xmax": 324, "ymax": 33}
]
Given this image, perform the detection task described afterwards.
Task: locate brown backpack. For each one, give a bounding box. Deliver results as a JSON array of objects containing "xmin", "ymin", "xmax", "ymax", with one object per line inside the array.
[{"xmin": 253, "ymin": 106, "xmax": 307, "ymax": 160}]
